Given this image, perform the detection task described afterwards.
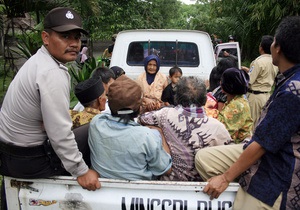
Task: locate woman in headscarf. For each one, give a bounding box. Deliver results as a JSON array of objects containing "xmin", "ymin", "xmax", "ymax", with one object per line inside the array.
[
  {"xmin": 80, "ymin": 47, "xmax": 88, "ymax": 63},
  {"xmin": 217, "ymin": 67, "xmax": 253, "ymax": 143},
  {"xmin": 136, "ymin": 55, "xmax": 168, "ymax": 113}
]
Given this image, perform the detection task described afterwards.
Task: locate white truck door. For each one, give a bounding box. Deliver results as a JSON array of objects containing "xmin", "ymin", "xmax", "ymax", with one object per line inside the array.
[{"xmin": 215, "ymin": 42, "xmax": 241, "ymax": 69}]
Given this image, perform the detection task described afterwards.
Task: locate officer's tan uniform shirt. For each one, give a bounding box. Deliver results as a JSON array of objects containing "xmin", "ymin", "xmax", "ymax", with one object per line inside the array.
[
  {"xmin": 248, "ymin": 54, "xmax": 278, "ymax": 92},
  {"xmin": 247, "ymin": 54, "xmax": 278, "ymax": 129}
]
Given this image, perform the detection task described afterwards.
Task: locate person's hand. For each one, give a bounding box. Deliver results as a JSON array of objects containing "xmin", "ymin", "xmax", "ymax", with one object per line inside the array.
[
  {"xmin": 241, "ymin": 66, "xmax": 250, "ymax": 73},
  {"xmin": 223, "ymin": 51, "xmax": 230, "ymax": 57},
  {"xmin": 146, "ymin": 100, "xmax": 156, "ymax": 111},
  {"xmin": 77, "ymin": 169, "xmax": 101, "ymax": 191},
  {"xmin": 203, "ymin": 174, "xmax": 229, "ymax": 200},
  {"xmin": 143, "ymin": 97, "xmax": 153, "ymax": 108}
]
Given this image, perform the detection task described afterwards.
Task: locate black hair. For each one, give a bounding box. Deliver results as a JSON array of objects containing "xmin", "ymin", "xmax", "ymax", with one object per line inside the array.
[
  {"xmin": 110, "ymin": 66, "xmax": 125, "ymax": 79},
  {"xmin": 169, "ymin": 66, "xmax": 183, "ymax": 77},
  {"xmin": 44, "ymin": 28, "xmax": 52, "ymax": 33},
  {"xmin": 81, "ymin": 99, "xmax": 97, "ymax": 108},
  {"xmin": 208, "ymin": 57, "xmax": 237, "ymax": 92},
  {"xmin": 220, "ymin": 68, "xmax": 249, "ymax": 95},
  {"xmin": 228, "ymin": 35, "xmax": 236, "ymax": 41},
  {"xmin": 275, "ymin": 16, "xmax": 300, "ymax": 64},
  {"xmin": 175, "ymin": 76, "xmax": 207, "ymax": 107},
  {"xmin": 91, "ymin": 67, "xmax": 115, "ymax": 84},
  {"xmin": 260, "ymin": 35, "xmax": 273, "ymax": 54}
]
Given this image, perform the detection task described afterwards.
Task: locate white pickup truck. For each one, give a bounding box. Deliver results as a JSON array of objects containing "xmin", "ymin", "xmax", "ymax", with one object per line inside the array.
[
  {"xmin": 4, "ymin": 176, "xmax": 238, "ymax": 210},
  {"xmin": 3, "ymin": 30, "xmax": 241, "ymax": 210}
]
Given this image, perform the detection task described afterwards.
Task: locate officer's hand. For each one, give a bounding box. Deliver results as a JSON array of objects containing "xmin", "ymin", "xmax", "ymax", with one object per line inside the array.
[{"xmin": 77, "ymin": 169, "xmax": 101, "ymax": 191}]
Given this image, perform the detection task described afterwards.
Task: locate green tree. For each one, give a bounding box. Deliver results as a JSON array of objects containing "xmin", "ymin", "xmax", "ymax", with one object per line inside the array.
[{"xmin": 203, "ymin": 0, "xmax": 300, "ymax": 60}]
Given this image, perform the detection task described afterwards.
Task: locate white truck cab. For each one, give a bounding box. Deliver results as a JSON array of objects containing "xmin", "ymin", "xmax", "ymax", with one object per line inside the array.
[{"xmin": 109, "ymin": 29, "xmax": 217, "ymax": 81}]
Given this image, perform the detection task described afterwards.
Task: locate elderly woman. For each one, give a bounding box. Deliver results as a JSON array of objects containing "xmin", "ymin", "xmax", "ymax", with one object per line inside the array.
[{"xmin": 136, "ymin": 55, "xmax": 168, "ymax": 113}]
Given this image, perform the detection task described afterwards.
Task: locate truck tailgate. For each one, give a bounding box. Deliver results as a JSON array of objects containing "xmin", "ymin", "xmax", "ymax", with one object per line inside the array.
[{"xmin": 4, "ymin": 176, "xmax": 238, "ymax": 210}]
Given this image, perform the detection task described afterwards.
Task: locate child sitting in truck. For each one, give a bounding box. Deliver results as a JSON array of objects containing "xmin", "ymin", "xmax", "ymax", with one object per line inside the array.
[
  {"xmin": 161, "ymin": 66, "xmax": 182, "ymax": 106},
  {"xmin": 136, "ymin": 55, "xmax": 168, "ymax": 113}
]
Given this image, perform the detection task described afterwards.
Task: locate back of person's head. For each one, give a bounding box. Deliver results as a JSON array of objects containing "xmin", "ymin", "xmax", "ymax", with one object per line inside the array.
[
  {"xmin": 92, "ymin": 67, "xmax": 115, "ymax": 84},
  {"xmin": 275, "ymin": 16, "xmax": 300, "ymax": 64},
  {"xmin": 213, "ymin": 57, "xmax": 238, "ymax": 85},
  {"xmin": 110, "ymin": 66, "xmax": 125, "ymax": 79},
  {"xmin": 108, "ymin": 75, "xmax": 142, "ymax": 124},
  {"xmin": 221, "ymin": 68, "xmax": 249, "ymax": 95},
  {"xmin": 175, "ymin": 76, "xmax": 207, "ymax": 107},
  {"xmin": 144, "ymin": 55, "xmax": 160, "ymax": 71},
  {"xmin": 75, "ymin": 77, "xmax": 104, "ymax": 107},
  {"xmin": 260, "ymin": 35, "xmax": 273, "ymax": 54},
  {"xmin": 112, "ymin": 34, "xmax": 117, "ymax": 42},
  {"xmin": 228, "ymin": 35, "xmax": 235, "ymax": 42},
  {"xmin": 169, "ymin": 66, "xmax": 182, "ymax": 77},
  {"xmin": 209, "ymin": 57, "xmax": 237, "ymax": 92}
]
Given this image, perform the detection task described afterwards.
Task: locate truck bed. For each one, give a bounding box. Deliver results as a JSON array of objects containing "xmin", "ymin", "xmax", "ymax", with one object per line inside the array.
[{"xmin": 4, "ymin": 176, "xmax": 238, "ymax": 210}]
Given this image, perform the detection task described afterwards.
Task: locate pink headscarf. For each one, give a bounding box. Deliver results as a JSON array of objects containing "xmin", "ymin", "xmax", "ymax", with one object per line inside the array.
[{"xmin": 80, "ymin": 47, "xmax": 88, "ymax": 63}]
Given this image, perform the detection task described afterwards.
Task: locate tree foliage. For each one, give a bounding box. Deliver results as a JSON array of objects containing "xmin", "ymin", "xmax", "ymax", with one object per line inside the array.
[
  {"xmin": 199, "ymin": 0, "xmax": 300, "ymax": 60},
  {"xmin": 3, "ymin": 0, "xmax": 300, "ymax": 65}
]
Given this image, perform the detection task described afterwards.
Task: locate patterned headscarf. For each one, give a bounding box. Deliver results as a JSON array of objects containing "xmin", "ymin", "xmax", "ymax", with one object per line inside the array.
[{"xmin": 221, "ymin": 67, "xmax": 249, "ymax": 95}]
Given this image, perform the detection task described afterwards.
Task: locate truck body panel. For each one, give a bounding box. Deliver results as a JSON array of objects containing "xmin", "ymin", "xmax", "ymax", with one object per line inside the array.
[{"xmin": 4, "ymin": 176, "xmax": 239, "ymax": 210}]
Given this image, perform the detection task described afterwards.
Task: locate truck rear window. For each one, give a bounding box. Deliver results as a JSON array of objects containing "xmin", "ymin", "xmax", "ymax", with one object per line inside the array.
[{"xmin": 127, "ymin": 41, "xmax": 199, "ymax": 67}]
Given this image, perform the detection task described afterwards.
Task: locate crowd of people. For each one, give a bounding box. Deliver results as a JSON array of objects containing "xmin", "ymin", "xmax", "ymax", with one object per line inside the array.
[{"xmin": 0, "ymin": 6, "xmax": 299, "ymax": 210}]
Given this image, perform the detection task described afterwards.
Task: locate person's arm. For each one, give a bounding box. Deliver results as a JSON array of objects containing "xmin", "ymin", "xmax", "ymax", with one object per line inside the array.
[
  {"xmin": 139, "ymin": 109, "xmax": 159, "ymax": 126},
  {"xmin": 241, "ymin": 66, "xmax": 250, "ymax": 73},
  {"xmin": 217, "ymin": 98, "xmax": 249, "ymax": 142},
  {"xmin": 139, "ymin": 111, "xmax": 172, "ymax": 175},
  {"xmin": 203, "ymin": 141, "xmax": 265, "ymax": 199},
  {"xmin": 163, "ymin": 78, "xmax": 168, "ymax": 90},
  {"xmin": 161, "ymin": 84, "xmax": 172, "ymax": 106},
  {"xmin": 147, "ymin": 125, "xmax": 172, "ymax": 175},
  {"xmin": 39, "ymin": 66, "xmax": 100, "ymax": 191},
  {"xmin": 248, "ymin": 61, "xmax": 259, "ymax": 86},
  {"xmin": 146, "ymin": 125, "xmax": 171, "ymax": 155},
  {"xmin": 217, "ymin": 102, "xmax": 225, "ymax": 111},
  {"xmin": 164, "ymin": 102, "xmax": 171, "ymax": 106},
  {"xmin": 223, "ymin": 51, "xmax": 238, "ymax": 61}
]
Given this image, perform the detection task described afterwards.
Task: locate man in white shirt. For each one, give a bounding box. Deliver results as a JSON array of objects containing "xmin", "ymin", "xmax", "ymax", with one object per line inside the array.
[{"xmin": 0, "ymin": 7, "xmax": 100, "ymax": 191}]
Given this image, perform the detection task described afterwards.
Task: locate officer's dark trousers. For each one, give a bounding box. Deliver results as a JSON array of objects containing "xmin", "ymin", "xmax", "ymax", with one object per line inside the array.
[{"xmin": 0, "ymin": 123, "xmax": 90, "ymax": 179}]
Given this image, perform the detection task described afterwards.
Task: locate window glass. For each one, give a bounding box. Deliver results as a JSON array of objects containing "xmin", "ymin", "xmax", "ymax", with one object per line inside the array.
[{"xmin": 127, "ymin": 41, "xmax": 199, "ymax": 67}]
